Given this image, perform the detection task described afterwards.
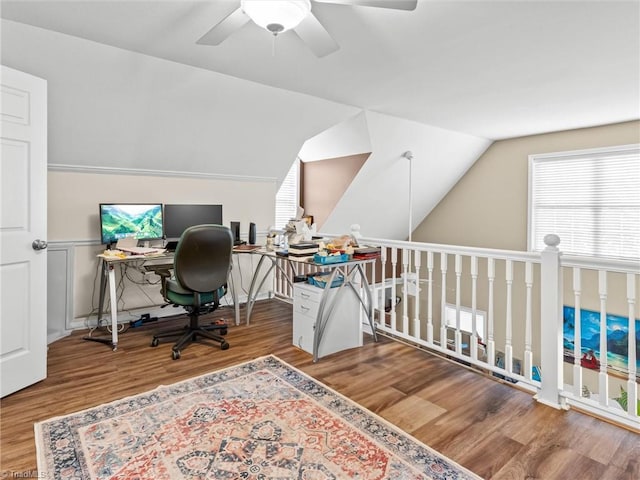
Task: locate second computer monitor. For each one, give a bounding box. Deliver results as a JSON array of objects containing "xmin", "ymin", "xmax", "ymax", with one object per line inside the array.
[{"xmin": 164, "ymin": 204, "xmax": 223, "ymax": 241}]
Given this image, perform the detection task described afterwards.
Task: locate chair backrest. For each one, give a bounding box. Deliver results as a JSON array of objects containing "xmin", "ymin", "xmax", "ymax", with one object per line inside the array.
[{"xmin": 173, "ymin": 224, "xmax": 233, "ymax": 293}]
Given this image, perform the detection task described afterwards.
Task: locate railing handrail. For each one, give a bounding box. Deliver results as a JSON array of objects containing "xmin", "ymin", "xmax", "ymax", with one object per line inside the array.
[
  {"xmin": 323, "ymin": 233, "xmax": 541, "ymax": 264},
  {"xmin": 559, "ymin": 253, "xmax": 640, "ymax": 274}
]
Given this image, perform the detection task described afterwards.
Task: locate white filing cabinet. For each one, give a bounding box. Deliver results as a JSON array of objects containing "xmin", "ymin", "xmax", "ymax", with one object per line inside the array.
[{"xmin": 292, "ymin": 281, "xmax": 362, "ymax": 358}]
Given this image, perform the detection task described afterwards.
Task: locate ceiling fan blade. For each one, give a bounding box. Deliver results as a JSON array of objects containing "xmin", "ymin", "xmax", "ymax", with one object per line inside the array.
[
  {"xmin": 314, "ymin": 0, "xmax": 417, "ymax": 10},
  {"xmin": 196, "ymin": 7, "xmax": 249, "ymax": 45},
  {"xmin": 295, "ymin": 13, "xmax": 340, "ymax": 58}
]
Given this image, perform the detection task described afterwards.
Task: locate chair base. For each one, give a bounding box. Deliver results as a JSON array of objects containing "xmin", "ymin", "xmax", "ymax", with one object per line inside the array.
[{"xmin": 151, "ymin": 316, "xmax": 229, "ymax": 360}]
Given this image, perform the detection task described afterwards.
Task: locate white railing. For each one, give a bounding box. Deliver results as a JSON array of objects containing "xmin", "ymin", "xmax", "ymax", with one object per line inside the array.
[{"xmin": 270, "ymin": 234, "xmax": 639, "ymax": 431}]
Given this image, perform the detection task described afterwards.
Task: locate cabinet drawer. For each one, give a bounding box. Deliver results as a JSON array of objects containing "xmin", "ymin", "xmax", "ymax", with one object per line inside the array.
[
  {"xmin": 293, "ymin": 283, "xmax": 323, "ymax": 303},
  {"xmin": 294, "ymin": 300, "xmax": 318, "ymax": 318}
]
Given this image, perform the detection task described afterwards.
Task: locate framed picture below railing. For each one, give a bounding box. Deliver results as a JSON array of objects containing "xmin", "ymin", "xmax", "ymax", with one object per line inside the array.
[{"xmin": 563, "ymin": 305, "xmax": 640, "ymax": 378}]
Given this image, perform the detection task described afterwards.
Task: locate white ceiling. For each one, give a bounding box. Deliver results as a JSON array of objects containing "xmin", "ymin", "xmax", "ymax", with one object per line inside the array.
[{"xmin": 2, "ymin": 0, "xmax": 639, "ymax": 140}]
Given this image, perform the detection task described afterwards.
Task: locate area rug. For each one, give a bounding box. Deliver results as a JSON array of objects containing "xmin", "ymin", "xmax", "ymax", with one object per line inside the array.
[{"xmin": 35, "ymin": 355, "xmax": 481, "ymax": 479}]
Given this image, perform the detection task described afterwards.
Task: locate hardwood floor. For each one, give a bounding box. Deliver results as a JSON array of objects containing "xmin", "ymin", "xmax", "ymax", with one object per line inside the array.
[{"xmin": 1, "ymin": 299, "xmax": 638, "ymax": 479}]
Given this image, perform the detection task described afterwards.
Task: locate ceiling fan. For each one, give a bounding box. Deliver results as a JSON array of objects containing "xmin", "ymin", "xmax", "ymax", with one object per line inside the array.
[{"xmin": 196, "ymin": 0, "xmax": 417, "ymax": 58}]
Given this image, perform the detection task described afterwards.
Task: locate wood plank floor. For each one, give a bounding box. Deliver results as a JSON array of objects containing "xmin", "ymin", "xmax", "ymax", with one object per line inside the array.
[{"xmin": 1, "ymin": 299, "xmax": 638, "ymax": 479}]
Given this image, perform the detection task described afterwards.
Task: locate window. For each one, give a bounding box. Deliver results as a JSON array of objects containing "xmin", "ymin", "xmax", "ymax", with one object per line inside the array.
[
  {"xmin": 529, "ymin": 144, "xmax": 640, "ymax": 261},
  {"xmin": 275, "ymin": 158, "xmax": 299, "ymax": 230}
]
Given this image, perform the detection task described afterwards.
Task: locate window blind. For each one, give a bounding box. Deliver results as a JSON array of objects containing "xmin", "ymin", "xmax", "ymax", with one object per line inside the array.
[
  {"xmin": 529, "ymin": 145, "xmax": 640, "ymax": 261},
  {"xmin": 275, "ymin": 159, "xmax": 299, "ymax": 230}
]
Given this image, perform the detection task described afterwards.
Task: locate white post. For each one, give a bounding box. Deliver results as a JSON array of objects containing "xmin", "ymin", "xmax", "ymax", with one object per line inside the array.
[
  {"xmin": 598, "ymin": 270, "xmax": 609, "ymax": 406},
  {"xmin": 536, "ymin": 234, "xmax": 567, "ymax": 409},
  {"xmin": 440, "ymin": 252, "xmax": 448, "ymax": 350},
  {"xmin": 470, "ymin": 256, "xmax": 478, "ymax": 361},
  {"xmin": 413, "ymin": 251, "xmax": 422, "ymax": 338},
  {"xmin": 505, "ymin": 259, "xmax": 513, "ymax": 374},
  {"xmin": 426, "ymin": 251, "xmax": 434, "ymax": 345},
  {"xmin": 455, "ymin": 254, "xmax": 462, "ymax": 354},
  {"xmin": 402, "ymin": 248, "xmax": 409, "ymax": 334},
  {"xmin": 626, "ymin": 274, "xmax": 637, "ymax": 417},
  {"xmin": 524, "ymin": 261, "xmax": 533, "ymax": 380},
  {"xmin": 403, "ymin": 151, "xmax": 414, "ymax": 242},
  {"xmin": 572, "ymin": 267, "xmax": 583, "ymax": 399},
  {"xmin": 390, "ymin": 247, "xmax": 398, "ymax": 332},
  {"xmin": 487, "ymin": 257, "xmax": 496, "ymax": 366}
]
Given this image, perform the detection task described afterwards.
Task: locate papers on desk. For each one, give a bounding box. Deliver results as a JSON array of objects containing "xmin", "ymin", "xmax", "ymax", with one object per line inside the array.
[
  {"xmin": 98, "ymin": 248, "xmax": 167, "ymax": 260},
  {"xmin": 119, "ymin": 246, "xmax": 163, "ymax": 255}
]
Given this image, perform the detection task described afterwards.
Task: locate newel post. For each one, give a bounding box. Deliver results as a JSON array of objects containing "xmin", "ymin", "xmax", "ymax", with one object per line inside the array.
[{"xmin": 536, "ymin": 234, "xmax": 568, "ymax": 410}]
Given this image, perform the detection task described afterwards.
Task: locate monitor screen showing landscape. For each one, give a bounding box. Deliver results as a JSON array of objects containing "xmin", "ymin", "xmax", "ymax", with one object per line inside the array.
[
  {"xmin": 163, "ymin": 204, "xmax": 223, "ymax": 240},
  {"xmin": 99, "ymin": 203, "xmax": 164, "ymax": 246}
]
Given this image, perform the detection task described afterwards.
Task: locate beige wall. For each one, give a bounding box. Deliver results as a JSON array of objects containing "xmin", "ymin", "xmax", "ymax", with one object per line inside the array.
[
  {"xmin": 48, "ymin": 169, "xmax": 276, "ymax": 324},
  {"xmin": 301, "ymin": 153, "xmax": 369, "ymax": 230},
  {"xmin": 413, "ymin": 120, "xmax": 640, "ymax": 250}
]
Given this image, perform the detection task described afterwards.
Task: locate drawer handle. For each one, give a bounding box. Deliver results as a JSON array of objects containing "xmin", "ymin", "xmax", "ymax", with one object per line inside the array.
[
  {"xmin": 301, "ymin": 305, "xmax": 310, "ymax": 311},
  {"xmin": 300, "ymin": 292, "xmax": 310, "ymax": 298}
]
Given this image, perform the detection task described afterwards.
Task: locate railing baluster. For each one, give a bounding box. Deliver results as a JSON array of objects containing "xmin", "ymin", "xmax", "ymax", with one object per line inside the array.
[
  {"xmin": 440, "ymin": 252, "xmax": 448, "ymax": 350},
  {"xmin": 573, "ymin": 267, "xmax": 583, "ymax": 398},
  {"xmin": 626, "ymin": 273, "xmax": 638, "ymax": 417},
  {"xmin": 379, "ymin": 246, "xmax": 387, "ymax": 322},
  {"xmin": 402, "ymin": 248, "xmax": 410, "ymax": 334},
  {"xmin": 524, "ymin": 261, "xmax": 533, "ymax": 381},
  {"xmin": 427, "ymin": 251, "xmax": 434, "ymax": 345},
  {"xmin": 505, "ymin": 260, "xmax": 513, "ymax": 374},
  {"xmin": 455, "ymin": 254, "xmax": 462, "ymax": 354},
  {"xmin": 470, "ymin": 256, "xmax": 478, "ymax": 361},
  {"xmin": 390, "ymin": 247, "xmax": 398, "ymax": 332},
  {"xmin": 487, "ymin": 257, "xmax": 495, "ymax": 366},
  {"xmin": 598, "ymin": 270, "xmax": 609, "ymax": 406},
  {"xmin": 413, "ymin": 250, "xmax": 422, "ymax": 339}
]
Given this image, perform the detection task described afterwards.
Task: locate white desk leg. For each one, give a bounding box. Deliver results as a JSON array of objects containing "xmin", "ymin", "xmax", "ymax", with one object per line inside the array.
[{"xmin": 108, "ymin": 264, "xmax": 118, "ymax": 350}]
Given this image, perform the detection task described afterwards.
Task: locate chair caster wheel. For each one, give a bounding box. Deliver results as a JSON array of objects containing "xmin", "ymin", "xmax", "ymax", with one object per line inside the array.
[
  {"xmin": 172, "ymin": 350, "xmax": 181, "ymax": 360},
  {"xmin": 151, "ymin": 338, "xmax": 159, "ymax": 347},
  {"xmin": 220, "ymin": 341, "xmax": 230, "ymax": 350}
]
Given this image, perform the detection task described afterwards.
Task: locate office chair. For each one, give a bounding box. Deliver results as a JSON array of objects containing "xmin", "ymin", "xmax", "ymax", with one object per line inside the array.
[{"xmin": 150, "ymin": 224, "xmax": 233, "ymax": 360}]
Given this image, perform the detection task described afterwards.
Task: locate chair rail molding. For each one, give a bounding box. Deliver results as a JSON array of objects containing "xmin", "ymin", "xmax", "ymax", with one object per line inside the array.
[{"xmin": 47, "ymin": 164, "xmax": 277, "ymax": 184}]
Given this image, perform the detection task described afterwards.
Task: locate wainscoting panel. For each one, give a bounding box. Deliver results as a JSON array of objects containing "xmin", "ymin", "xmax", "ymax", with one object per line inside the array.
[{"xmin": 47, "ymin": 243, "xmax": 74, "ymax": 343}]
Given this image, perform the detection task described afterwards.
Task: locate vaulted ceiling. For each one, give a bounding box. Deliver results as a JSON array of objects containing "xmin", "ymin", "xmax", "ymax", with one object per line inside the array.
[{"xmin": 2, "ymin": 0, "xmax": 639, "ymax": 140}]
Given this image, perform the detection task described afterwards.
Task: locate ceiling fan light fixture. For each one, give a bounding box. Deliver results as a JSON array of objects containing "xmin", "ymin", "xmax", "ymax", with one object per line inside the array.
[{"xmin": 241, "ymin": 0, "xmax": 311, "ymax": 35}]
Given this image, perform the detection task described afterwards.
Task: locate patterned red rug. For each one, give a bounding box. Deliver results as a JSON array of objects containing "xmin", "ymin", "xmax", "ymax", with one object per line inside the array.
[{"xmin": 35, "ymin": 355, "xmax": 481, "ymax": 479}]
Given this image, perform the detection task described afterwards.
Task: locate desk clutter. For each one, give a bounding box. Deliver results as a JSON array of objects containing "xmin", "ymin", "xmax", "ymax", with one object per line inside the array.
[
  {"xmin": 274, "ymin": 234, "xmax": 381, "ymax": 264},
  {"xmin": 99, "ymin": 248, "xmax": 167, "ymax": 260}
]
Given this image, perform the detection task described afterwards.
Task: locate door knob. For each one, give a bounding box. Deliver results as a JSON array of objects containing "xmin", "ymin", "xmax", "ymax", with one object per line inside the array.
[{"xmin": 32, "ymin": 239, "xmax": 48, "ymax": 250}]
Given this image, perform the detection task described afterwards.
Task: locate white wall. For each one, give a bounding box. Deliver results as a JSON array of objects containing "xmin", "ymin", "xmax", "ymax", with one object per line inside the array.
[
  {"xmin": 321, "ymin": 111, "xmax": 492, "ymax": 239},
  {"xmin": 299, "ymin": 112, "xmax": 371, "ymax": 162}
]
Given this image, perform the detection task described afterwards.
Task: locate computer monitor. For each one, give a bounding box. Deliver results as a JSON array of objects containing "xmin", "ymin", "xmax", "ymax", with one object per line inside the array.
[
  {"xmin": 99, "ymin": 203, "xmax": 164, "ymax": 247},
  {"xmin": 163, "ymin": 204, "xmax": 223, "ymax": 241}
]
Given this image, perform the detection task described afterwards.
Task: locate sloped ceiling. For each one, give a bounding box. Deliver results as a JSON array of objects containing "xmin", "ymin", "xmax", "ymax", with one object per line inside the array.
[
  {"xmin": 1, "ymin": 19, "xmax": 359, "ymax": 181},
  {"xmin": 2, "ymin": 0, "xmax": 638, "ymax": 140}
]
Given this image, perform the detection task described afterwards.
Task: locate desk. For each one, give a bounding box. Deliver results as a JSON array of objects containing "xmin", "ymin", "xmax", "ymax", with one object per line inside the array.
[
  {"xmin": 245, "ymin": 250, "xmax": 378, "ymax": 362},
  {"xmin": 85, "ymin": 251, "xmax": 240, "ymax": 350}
]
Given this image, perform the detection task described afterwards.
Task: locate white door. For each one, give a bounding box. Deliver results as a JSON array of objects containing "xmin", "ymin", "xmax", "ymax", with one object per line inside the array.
[{"xmin": 0, "ymin": 65, "xmax": 48, "ymax": 397}]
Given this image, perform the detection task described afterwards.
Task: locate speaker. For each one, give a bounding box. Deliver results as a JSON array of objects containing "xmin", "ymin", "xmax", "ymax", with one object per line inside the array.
[
  {"xmin": 230, "ymin": 221, "xmax": 241, "ymax": 244},
  {"xmin": 249, "ymin": 222, "xmax": 256, "ymax": 245}
]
